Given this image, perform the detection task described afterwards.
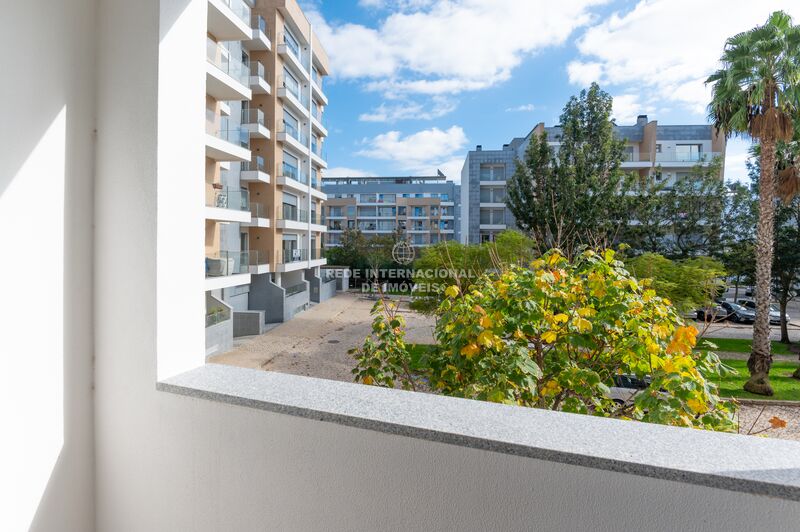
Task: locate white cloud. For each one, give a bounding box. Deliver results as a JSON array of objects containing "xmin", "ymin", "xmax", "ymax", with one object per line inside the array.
[
  {"xmin": 359, "ymin": 97, "xmax": 456, "ymax": 123},
  {"xmin": 325, "ymin": 166, "xmax": 373, "ymax": 178},
  {"xmin": 569, "ymin": 1, "xmax": 800, "ymax": 116},
  {"xmin": 309, "ymin": 1, "xmax": 606, "ymax": 96},
  {"xmin": 723, "ymin": 138, "xmax": 755, "ymax": 184},
  {"xmin": 357, "ymin": 126, "xmax": 468, "ymax": 176},
  {"xmin": 505, "ymin": 104, "xmax": 536, "ymax": 113},
  {"xmin": 612, "ymin": 94, "xmax": 655, "ymax": 125}
]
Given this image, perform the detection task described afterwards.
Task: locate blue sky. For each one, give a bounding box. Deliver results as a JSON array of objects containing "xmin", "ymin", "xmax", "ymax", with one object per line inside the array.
[{"xmin": 302, "ymin": 0, "xmax": 799, "ymax": 183}]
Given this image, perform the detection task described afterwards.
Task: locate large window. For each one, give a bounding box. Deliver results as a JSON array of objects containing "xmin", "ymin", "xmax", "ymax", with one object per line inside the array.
[
  {"xmin": 283, "ymin": 110, "xmax": 299, "ymax": 140},
  {"xmin": 480, "ymin": 208, "xmax": 505, "ymax": 225},
  {"xmin": 480, "ymin": 186, "xmax": 506, "ymax": 203},
  {"xmin": 283, "ymin": 27, "xmax": 300, "ymax": 58},
  {"xmin": 282, "ymin": 150, "xmax": 299, "ymax": 180},
  {"xmin": 282, "ymin": 67, "xmax": 299, "ymax": 99},
  {"xmin": 479, "ymin": 164, "xmax": 506, "ymax": 181}
]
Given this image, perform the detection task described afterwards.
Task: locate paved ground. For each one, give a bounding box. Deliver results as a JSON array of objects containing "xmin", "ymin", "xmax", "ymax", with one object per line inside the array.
[
  {"xmin": 211, "ymin": 292, "xmax": 435, "ymax": 382},
  {"xmin": 212, "ymin": 291, "xmax": 800, "ymax": 441}
]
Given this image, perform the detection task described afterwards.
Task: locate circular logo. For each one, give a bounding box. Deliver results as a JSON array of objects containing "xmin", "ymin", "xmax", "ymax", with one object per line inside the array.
[{"xmin": 392, "ymin": 240, "xmax": 416, "ymax": 265}]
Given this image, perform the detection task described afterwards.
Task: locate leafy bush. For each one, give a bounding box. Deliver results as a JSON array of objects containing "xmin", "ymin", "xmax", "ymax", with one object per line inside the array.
[{"xmin": 353, "ymin": 249, "xmax": 737, "ymax": 432}]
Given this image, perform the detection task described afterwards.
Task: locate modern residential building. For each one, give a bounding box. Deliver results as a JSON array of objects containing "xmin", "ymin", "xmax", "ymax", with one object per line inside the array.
[
  {"xmin": 460, "ymin": 115, "xmax": 727, "ymax": 244},
  {"xmin": 322, "ymin": 175, "xmax": 461, "ymax": 248},
  {"xmin": 205, "ymin": 0, "xmax": 334, "ymax": 356}
]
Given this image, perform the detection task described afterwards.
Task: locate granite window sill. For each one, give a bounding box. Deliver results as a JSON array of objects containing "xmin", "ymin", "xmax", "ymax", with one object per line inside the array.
[{"xmin": 158, "ymin": 363, "xmax": 800, "ymax": 501}]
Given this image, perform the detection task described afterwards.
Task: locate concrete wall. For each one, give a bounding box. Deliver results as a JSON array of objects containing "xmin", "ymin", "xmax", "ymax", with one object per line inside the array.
[
  {"xmin": 7, "ymin": 1, "xmax": 800, "ymax": 531},
  {"xmin": 0, "ymin": 1, "xmax": 97, "ymax": 530},
  {"xmin": 205, "ymin": 319, "xmax": 234, "ymax": 357},
  {"xmin": 249, "ymin": 273, "xmax": 286, "ymax": 323},
  {"xmin": 233, "ymin": 310, "xmax": 267, "ymax": 337}
]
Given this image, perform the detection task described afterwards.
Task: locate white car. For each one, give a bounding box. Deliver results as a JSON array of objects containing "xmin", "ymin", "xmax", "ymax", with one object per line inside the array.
[{"xmin": 608, "ymin": 374, "xmax": 651, "ymax": 405}]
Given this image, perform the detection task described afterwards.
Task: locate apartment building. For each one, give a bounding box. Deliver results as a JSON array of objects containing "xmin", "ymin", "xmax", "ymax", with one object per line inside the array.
[
  {"xmin": 322, "ymin": 175, "xmax": 460, "ymax": 249},
  {"xmin": 205, "ymin": 0, "xmax": 333, "ymax": 356},
  {"xmin": 460, "ymin": 115, "xmax": 727, "ymax": 244}
]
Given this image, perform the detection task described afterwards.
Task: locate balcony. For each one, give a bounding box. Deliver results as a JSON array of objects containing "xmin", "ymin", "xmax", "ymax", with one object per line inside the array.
[
  {"xmin": 240, "ymin": 155, "xmax": 271, "ymax": 184},
  {"xmin": 206, "ymin": 38, "xmax": 252, "ymax": 101},
  {"xmin": 310, "ymin": 212, "xmax": 327, "ymax": 233},
  {"xmin": 205, "ymin": 125, "xmax": 250, "ymax": 162},
  {"xmin": 655, "ymin": 151, "xmax": 723, "ymax": 165},
  {"xmin": 277, "ymin": 122, "xmax": 309, "ymax": 156},
  {"xmin": 311, "ymin": 106, "xmax": 328, "ymax": 137},
  {"xmin": 249, "ymin": 61, "xmax": 271, "ymax": 95},
  {"xmin": 243, "ymin": 202, "xmax": 270, "ymax": 228},
  {"xmin": 241, "ymin": 108, "xmax": 270, "ymax": 139},
  {"xmin": 276, "ymin": 248, "xmax": 310, "ymax": 272},
  {"xmin": 205, "ymin": 250, "xmax": 251, "ymax": 290},
  {"xmin": 277, "ymin": 76, "xmax": 310, "ymax": 119},
  {"xmin": 246, "ymin": 14, "xmax": 271, "ymax": 51},
  {"xmin": 310, "ymin": 247, "xmax": 327, "ymax": 267},
  {"xmin": 207, "ymin": 0, "xmax": 251, "ymax": 42},
  {"xmin": 276, "ymin": 204, "xmax": 308, "ymax": 232},
  {"xmin": 248, "ymin": 249, "xmax": 270, "ymax": 275},
  {"xmin": 205, "ymin": 187, "xmax": 251, "ymax": 223},
  {"xmin": 310, "ymin": 139, "xmax": 327, "ymax": 169},
  {"xmin": 311, "ymin": 69, "xmax": 328, "ymax": 106},
  {"xmin": 277, "ymin": 33, "xmax": 310, "ymax": 81}
]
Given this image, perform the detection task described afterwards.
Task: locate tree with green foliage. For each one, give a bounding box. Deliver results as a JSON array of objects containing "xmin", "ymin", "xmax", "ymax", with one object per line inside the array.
[
  {"xmin": 324, "ymin": 228, "xmax": 368, "ymax": 270},
  {"xmin": 353, "ymin": 250, "xmax": 737, "ymax": 432},
  {"xmin": 717, "ymin": 181, "xmax": 757, "ymax": 301},
  {"xmin": 506, "ymin": 83, "xmax": 632, "ymax": 255},
  {"xmin": 706, "ymin": 10, "xmax": 800, "ymax": 395},
  {"xmin": 773, "ymin": 199, "xmax": 800, "ymax": 346},
  {"xmin": 624, "ymin": 253, "xmax": 726, "ymax": 314}
]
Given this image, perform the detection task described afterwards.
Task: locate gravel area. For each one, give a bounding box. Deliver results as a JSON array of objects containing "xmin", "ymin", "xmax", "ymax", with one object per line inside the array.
[{"xmin": 212, "ymin": 291, "xmax": 800, "ymax": 442}]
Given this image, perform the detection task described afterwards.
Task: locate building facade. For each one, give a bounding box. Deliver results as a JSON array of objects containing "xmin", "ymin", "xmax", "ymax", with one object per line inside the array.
[
  {"xmin": 205, "ymin": 0, "xmax": 333, "ymax": 356},
  {"xmin": 322, "ymin": 176, "xmax": 461, "ymax": 248},
  {"xmin": 460, "ymin": 115, "xmax": 727, "ymax": 244}
]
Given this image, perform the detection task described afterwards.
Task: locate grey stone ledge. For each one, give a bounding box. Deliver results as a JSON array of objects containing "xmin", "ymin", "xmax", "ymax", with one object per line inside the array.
[{"xmin": 158, "ymin": 363, "xmax": 800, "ymax": 501}]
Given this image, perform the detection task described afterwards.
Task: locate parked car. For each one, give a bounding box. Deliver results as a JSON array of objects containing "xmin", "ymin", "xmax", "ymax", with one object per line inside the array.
[
  {"xmin": 608, "ymin": 374, "xmax": 652, "ymax": 405},
  {"xmin": 720, "ymin": 301, "xmax": 756, "ymax": 324},
  {"xmin": 736, "ymin": 299, "xmax": 791, "ymax": 325},
  {"xmin": 695, "ymin": 304, "xmax": 730, "ymax": 323}
]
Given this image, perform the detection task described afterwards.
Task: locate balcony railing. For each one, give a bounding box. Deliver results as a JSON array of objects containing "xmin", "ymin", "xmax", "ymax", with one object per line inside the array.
[
  {"xmin": 206, "ymin": 38, "xmax": 249, "ymax": 86},
  {"xmin": 278, "ymin": 204, "xmax": 309, "ymax": 223},
  {"xmin": 248, "ymin": 249, "xmax": 270, "ymax": 267},
  {"xmin": 311, "ymin": 139, "xmax": 327, "ymax": 161},
  {"xmin": 278, "ymin": 33, "xmax": 310, "ymax": 72},
  {"xmin": 279, "ymin": 248, "xmax": 309, "ymax": 264},
  {"xmin": 311, "ymin": 106, "xmax": 326, "ymax": 126},
  {"xmin": 250, "ymin": 60, "xmax": 267, "ymax": 82},
  {"xmin": 312, "ymin": 69, "xmax": 323, "ymax": 89},
  {"xmin": 280, "ymin": 162, "xmax": 309, "ymax": 185},
  {"xmin": 219, "ymin": 0, "xmax": 250, "ymax": 25},
  {"xmin": 242, "ymin": 154, "xmax": 268, "ymax": 173},
  {"xmin": 241, "ymin": 108, "xmax": 266, "ymax": 128},
  {"xmin": 208, "ymin": 187, "xmax": 249, "ymax": 211},
  {"xmin": 208, "ymin": 123, "xmax": 250, "ymax": 149},
  {"xmin": 278, "ymin": 76, "xmax": 310, "ymax": 108},
  {"xmin": 205, "ymin": 250, "xmax": 250, "ymax": 277},
  {"xmin": 278, "ymin": 122, "xmax": 308, "ymax": 147},
  {"xmin": 252, "ymin": 14, "xmax": 269, "ymax": 38},
  {"xmin": 311, "ymin": 248, "xmax": 326, "ymax": 260},
  {"xmin": 285, "ymin": 282, "xmax": 307, "ymax": 296},
  {"xmin": 655, "ymin": 151, "xmax": 723, "ymax": 163},
  {"xmin": 250, "ymin": 202, "xmax": 269, "ymax": 219},
  {"xmin": 205, "ymin": 304, "xmax": 231, "ymax": 328}
]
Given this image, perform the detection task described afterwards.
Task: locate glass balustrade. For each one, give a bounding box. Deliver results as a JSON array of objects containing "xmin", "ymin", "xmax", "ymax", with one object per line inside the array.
[
  {"xmin": 205, "ymin": 250, "xmax": 250, "ymax": 277},
  {"xmin": 206, "ymin": 37, "xmax": 249, "ymax": 86}
]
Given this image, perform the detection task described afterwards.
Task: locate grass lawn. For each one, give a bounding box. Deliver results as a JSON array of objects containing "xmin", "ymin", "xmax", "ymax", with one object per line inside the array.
[
  {"xmin": 700, "ymin": 337, "xmax": 795, "ymax": 356},
  {"xmin": 717, "ymin": 359, "xmax": 800, "ymax": 402}
]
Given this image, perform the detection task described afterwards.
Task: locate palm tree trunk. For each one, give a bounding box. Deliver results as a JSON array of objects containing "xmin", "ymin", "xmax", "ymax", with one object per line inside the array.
[{"xmin": 745, "ymin": 139, "xmax": 777, "ymax": 396}]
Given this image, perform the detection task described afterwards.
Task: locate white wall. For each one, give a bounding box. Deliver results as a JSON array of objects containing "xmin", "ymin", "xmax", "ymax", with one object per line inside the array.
[
  {"xmin": 0, "ymin": 1, "xmax": 96, "ymax": 530},
  {"xmin": 0, "ymin": 0, "xmax": 794, "ymax": 530}
]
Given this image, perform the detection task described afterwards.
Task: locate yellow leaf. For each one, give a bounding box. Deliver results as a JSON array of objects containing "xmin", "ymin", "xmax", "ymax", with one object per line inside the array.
[
  {"xmin": 541, "ymin": 330, "xmax": 558, "ymax": 343},
  {"xmin": 514, "ymin": 329, "xmax": 525, "ymax": 340},
  {"xmin": 473, "ymin": 304, "xmax": 487, "ymax": 315},
  {"xmin": 460, "ymin": 343, "xmax": 480, "ymax": 359},
  {"xmin": 575, "ymin": 317, "xmax": 593, "ymax": 333},
  {"xmin": 444, "ymin": 285, "xmax": 460, "ymax": 298},
  {"xmin": 480, "ymin": 315, "xmax": 493, "ymax": 328},
  {"xmin": 363, "ymin": 375, "xmax": 374, "ymax": 385},
  {"xmin": 577, "ymin": 307, "xmax": 597, "ymax": 318},
  {"xmin": 686, "ymin": 398, "xmax": 707, "ymax": 414},
  {"xmin": 553, "ymin": 313, "xmax": 569, "ymax": 324},
  {"xmin": 477, "ymin": 330, "xmax": 494, "ymax": 347}
]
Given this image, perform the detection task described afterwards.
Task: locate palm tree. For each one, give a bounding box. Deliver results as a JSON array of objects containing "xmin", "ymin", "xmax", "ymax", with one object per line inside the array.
[{"xmin": 707, "ymin": 11, "xmax": 800, "ymax": 396}]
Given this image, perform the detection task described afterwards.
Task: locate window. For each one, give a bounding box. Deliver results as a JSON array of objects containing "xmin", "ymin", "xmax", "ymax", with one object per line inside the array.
[
  {"xmin": 283, "ymin": 27, "xmax": 300, "ymax": 57},
  {"xmin": 398, "ymin": 206, "xmax": 407, "ymax": 216},
  {"xmin": 480, "ymin": 165, "xmax": 506, "ymax": 181},
  {"xmin": 623, "ymin": 146, "xmax": 634, "ymax": 161},
  {"xmin": 282, "ymin": 67, "xmax": 299, "ymax": 99},
  {"xmin": 676, "ymin": 144, "xmax": 702, "ymax": 161},
  {"xmin": 480, "ymin": 208, "xmax": 505, "ymax": 225},
  {"xmin": 655, "ymin": 143, "xmax": 662, "ymax": 153},
  {"xmin": 283, "ymin": 110, "xmax": 299, "ymax": 139},
  {"xmin": 360, "ymin": 193, "xmax": 377, "ymax": 203},
  {"xmin": 282, "ymin": 150, "xmax": 298, "ymax": 180},
  {"xmin": 480, "ymin": 186, "xmax": 505, "ymax": 203}
]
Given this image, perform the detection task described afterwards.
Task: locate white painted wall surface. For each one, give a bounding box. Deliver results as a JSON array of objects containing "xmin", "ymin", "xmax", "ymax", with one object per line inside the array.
[
  {"xmin": 0, "ymin": 1, "xmax": 96, "ymax": 530},
  {"xmin": 2, "ymin": 0, "xmax": 799, "ymax": 530}
]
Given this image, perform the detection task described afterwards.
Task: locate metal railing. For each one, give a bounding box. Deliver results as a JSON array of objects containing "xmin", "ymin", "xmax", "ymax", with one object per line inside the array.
[
  {"xmin": 278, "ymin": 204, "xmax": 309, "ymax": 223},
  {"xmin": 206, "ymin": 37, "xmax": 249, "ymax": 86},
  {"xmin": 208, "ymin": 123, "xmax": 250, "ymax": 149},
  {"xmin": 205, "ymin": 305, "xmax": 231, "ymax": 327},
  {"xmin": 284, "ymin": 282, "xmax": 307, "ymax": 296},
  {"xmin": 208, "ymin": 187, "xmax": 249, "ymax": 211},
  {"xmin": 241, "ymin": 108, "xmax": 266, "ymax": 127},
  {"xmin": 279, "ymin": 248, "xmax": 310, "ymax": 264},
  {"xmin": 205, "ymin": 250, "xmax": 250, "ymax": 277},
  {"xmin": 242, "ymin": 155, "xmax": 268, "ymax": 173}
]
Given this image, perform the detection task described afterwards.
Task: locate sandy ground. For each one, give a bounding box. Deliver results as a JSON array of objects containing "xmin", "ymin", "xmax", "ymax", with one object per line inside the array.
[
  {"xmin": 211, "ymin": 291, "xmax": 800, "ymax": 441},
  {"xmin": 211, "ymin": 292, "xmax": 435, "ymax": 382}
]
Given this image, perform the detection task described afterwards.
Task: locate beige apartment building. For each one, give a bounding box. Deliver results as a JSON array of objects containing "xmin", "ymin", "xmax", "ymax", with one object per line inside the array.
[{"xmin": 205, "ymin": 0, "xmax": 333, "ymax": 356}]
